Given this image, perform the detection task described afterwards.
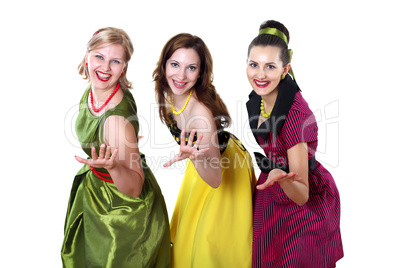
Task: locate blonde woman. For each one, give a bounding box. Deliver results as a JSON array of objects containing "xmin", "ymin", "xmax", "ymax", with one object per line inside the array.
[{"xmin": 61, "ymin": 27, "xmax": 171, "ymax": 267}]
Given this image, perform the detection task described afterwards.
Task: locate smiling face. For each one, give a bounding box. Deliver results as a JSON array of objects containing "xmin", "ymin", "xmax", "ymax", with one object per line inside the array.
[
  {"xmin": 247, "ymin": 45, "xmax": 290, "ymax": 97},
  {"xmin": 165, "ymin": 48, "xmax": 201, "ymax": 96},
  {"xmin": 85, "ymin": 43, "xmax": 126, "ymax": 92}
]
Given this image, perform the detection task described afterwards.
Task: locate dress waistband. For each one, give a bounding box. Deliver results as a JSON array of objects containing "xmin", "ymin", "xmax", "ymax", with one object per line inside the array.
[
  {"xmin": 90, "ymin": 166, "xmax": 114, "ymax": 183},
  {"xmin": 254, "ymin": 152, "xmax": 316, "ymax": 174},
  {"xmin": 88, "ymin": 154, "xmax": 146, "ymax": 183}
]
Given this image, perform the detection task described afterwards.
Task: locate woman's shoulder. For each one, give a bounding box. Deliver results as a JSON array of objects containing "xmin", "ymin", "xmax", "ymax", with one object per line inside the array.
[
  {"xmin": 103, "ymin": 88, "xmax": 138, "ymax": 128},
  {"xmin": 121, "ymin": 88, "xmax": 136, "ymax": 104},
  {"xmin": 78, "ymin": 86, "xmax": 91, "ymax": 107},
  {"xmin": 113, "ymin": 88, "xmax": 137, "ymax": 114},
  {"xmin": 283, "ymin": 91, "xmax": 317, "ymax": 132},
  {"xmin": 191, "ymin": 98, "xmax": 212, "ymax": 114},
  {"xmin": 289, "ymin": 91, "xmax": 313, "ymax": 116},
  {"xmin": 188, "ymin": 99, "xmax": 215, "ymax": 130}
]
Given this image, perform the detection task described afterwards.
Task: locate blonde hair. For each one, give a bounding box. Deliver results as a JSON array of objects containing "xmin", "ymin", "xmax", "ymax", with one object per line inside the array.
[{"xmin": 78, "ymin": 27, "xmax": 134, "ymax": 89}]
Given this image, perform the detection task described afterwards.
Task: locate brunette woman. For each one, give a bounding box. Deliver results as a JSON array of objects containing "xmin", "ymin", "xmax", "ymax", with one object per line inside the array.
[{"xmin": 154, "ymin": 33, "xmax": 256, "ymax": 268}]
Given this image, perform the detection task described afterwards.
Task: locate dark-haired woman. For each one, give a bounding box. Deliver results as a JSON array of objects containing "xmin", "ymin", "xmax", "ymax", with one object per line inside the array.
[
  {"xmin": 154, "ymin": 33, "xmax": 256, "ymax": 267},
  {"xmin": 246, "ymin": 20, "xmax": 343, "ymax": 267}
]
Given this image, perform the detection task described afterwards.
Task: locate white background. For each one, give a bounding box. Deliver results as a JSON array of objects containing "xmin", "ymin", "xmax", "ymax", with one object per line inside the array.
[{"xmin": 1, "ymin": 0, "xmax": 401, "ymax": 267}]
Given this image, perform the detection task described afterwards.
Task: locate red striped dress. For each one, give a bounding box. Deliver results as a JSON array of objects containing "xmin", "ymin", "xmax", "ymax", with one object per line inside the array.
[{"xmin": 246, "ymin": 76, "xmax": 343, "ymax": 268}]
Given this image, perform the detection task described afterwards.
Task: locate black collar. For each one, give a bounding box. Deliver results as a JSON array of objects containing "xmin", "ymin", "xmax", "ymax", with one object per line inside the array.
[{"xmin": 246, "ymin": 75, "xmax": 300, "ymax": 141}]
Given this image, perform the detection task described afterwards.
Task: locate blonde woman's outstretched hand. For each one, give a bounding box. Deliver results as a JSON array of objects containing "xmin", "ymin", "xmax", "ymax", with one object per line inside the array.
[
  {"xmin": 163, "ymin": 129, "xmax": 210, "ymax": 167},
  {"xmin": 75, "ymin": 144, "xmax": 119, "ymax": 170}
]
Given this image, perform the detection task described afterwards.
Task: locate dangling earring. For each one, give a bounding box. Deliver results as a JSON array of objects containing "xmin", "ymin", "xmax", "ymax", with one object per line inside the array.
[
  {"xmin": 281, "ymin": 74, "xmax": 285, "ymax": 80},
  {"xmin": 198, "ymin": 75, "xmax": 200, "ymax": 79},
  {"xmin": 121, "ymin": 72, "xmax": 124, "ymax": 76},
  {"xmin": 86, "ymin": 62, "xmax": 88, "ymax": 66}
]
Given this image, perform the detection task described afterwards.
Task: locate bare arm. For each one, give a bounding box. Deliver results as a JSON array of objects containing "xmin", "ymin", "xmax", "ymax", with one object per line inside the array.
[
  {"xmin": 256, "ymin": 142, "xmax": 309, "ymax": 206},
  {"xmin": 283, "ymin": 142, "xmax": 309, "ymax": 205},
  {"xmin": 164, "ymin": 106, "xmax": 222, "ymax": 188},
  {"xmin": 75, "ymin": 115, "xmax": 144, "ymax": 197}
]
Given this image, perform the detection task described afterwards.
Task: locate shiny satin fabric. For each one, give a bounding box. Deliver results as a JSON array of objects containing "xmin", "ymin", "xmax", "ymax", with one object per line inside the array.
[
  {"xmin": 170, "ymin": 135, "xmax": 256, "ymax": 268},
  {"xmin": 61, "ymin": 87, "xmax": 171, "ymax": 267}
]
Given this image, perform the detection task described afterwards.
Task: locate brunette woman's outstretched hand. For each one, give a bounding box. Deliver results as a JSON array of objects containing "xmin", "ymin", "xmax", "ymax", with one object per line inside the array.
[
  {"xmin": 163, "ymin": 129, "xmax": 210, "ymax": 167},
  {"xmin": 256, "ymin": 169, "xmax": 302, "ymax": 190},
  {"xmin": 75, "ymin": 144, "xmax": 119, "ymax": 170}
]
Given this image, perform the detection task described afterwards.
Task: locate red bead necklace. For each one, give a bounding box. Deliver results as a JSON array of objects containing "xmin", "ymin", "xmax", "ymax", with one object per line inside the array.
[{"xmin": 90, "ymin": 82, "xmax": 120, "ymax": 113}]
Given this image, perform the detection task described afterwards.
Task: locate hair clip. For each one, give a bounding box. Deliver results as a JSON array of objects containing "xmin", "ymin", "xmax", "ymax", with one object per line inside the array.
[{"xmin": 93, "ymin": 30, "xmax": 99, "ymax": 36}]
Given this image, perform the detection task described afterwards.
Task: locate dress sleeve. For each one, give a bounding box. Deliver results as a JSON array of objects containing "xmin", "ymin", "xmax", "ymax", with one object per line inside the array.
[{"xmin": 282, "ymin": 107, "xmax": 318, "ymax": 151}]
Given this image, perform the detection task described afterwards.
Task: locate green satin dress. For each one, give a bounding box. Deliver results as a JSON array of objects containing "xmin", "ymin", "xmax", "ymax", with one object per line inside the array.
[{"xmin": 61, "ymin": 87, "xmax": 171, "ymax": 268}]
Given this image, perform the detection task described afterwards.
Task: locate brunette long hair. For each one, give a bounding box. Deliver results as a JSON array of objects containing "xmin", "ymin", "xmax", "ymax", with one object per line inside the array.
[{"xmin": 153, "ymin": 33, "xmax": 231, "ymax": 130}]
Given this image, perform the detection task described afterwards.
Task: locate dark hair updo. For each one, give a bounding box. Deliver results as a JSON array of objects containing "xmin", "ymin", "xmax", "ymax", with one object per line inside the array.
[{"xmin": 247, "ymin": 20, "xmax": 290, "ymax": 66}]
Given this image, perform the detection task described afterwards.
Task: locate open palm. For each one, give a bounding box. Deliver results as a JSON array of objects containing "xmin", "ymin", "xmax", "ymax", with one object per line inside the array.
[
  {"xmin": 75, "ymin": 144, "xmax": 118, "ymax": 170},
  {"xmin": 164, "ymin": 129, "xmax": 209, "ymax": 167}
]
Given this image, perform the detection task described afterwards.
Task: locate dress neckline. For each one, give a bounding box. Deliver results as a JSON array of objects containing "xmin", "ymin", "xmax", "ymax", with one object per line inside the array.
[
  {"xmin": 83, "ymin": 86, "xmax": 126, "ymax": 119},
  {"xmin": 246, "ymin": 75, "xmax": 299, "ymax": 140}
]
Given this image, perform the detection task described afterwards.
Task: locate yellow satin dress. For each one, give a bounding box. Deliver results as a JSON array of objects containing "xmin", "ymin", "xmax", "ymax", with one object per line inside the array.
[{"xmin": 168, "ymin": 122, "xmax": 256, "ymax": 268}]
